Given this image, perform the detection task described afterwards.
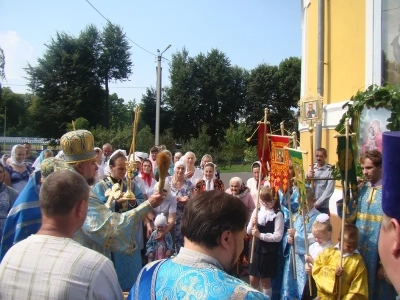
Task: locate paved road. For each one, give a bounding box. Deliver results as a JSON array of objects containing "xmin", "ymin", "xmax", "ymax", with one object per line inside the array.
[{"xmin": 220, "ymin": 172, "xmax": 252, "ymax": 189}]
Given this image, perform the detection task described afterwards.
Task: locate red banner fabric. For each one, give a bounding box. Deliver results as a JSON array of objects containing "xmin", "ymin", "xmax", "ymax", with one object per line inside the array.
[
  {"xmin": 257, "ymin": 123, "xmax": 270, "ymax": 177},
  {"xmin": 269, "ymin": 135, "xmax": 290, "ymax": 194}
]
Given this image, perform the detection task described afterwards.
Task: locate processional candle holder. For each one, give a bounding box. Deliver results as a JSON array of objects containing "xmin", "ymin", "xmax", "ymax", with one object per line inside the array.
[{"xmin": 121, "ymin": 107, "xmax": 141, "ymax": 211}]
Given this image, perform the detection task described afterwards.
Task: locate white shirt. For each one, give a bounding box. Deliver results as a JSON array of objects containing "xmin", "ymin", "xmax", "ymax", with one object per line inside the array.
[
  {"xmin": 334, "ymin": 243, "xmax": 360, "ymax": 258},
  {"xmin": 136, "ymin": 174, "xmax": 157, "ymax": 199},
  {"xmin": 0, "ymin": 235, "xmax": 122, "ymax": 300},
  {"xmin": 309, "ymin": 240, "xmax": 333, "ymax": 259},
  {"xmin": 247, "ymin": 207, "xmax": 284, "ymax": 242},
  {"xmin": 149, "ymin": 191, "xmax": 177, "ymax": 219},
  {"xmin": 186, "ymin": 168, "xmax": 203, "ymax": 186}
]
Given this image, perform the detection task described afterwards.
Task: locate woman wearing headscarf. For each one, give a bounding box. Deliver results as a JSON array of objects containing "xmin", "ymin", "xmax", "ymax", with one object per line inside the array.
[
  {"xmin": 32, "ymin": 149, "xmax": 53, "ymax": 170},
  {"xmin": 0, "ymin": 163, "xmax": 19, "ymax": 241},
  {"xmin": 165, "ymin": 160, "xmax": 193, "ymax": 254},
  {"xmin": 199, "ymin": 154, "xmax": 221, "ymax": 179},
  {"xmin": 226, "ymin": 177, "xmax": 255, "ymax": 217},
  {"xmin": 183, "ymin": 151, "xmax": 202, "ymax": 186},
  {"xmin": 4, "ymin": 144, "xmax": 34, "ymax": 193},
  {"xmin": 225, "ymin": 176, "xmax": 255, "ymax": 273},
  {"xmin": 136, "ymin": 159, "xmax": 157, "ymax": 199},
  {"xmin": 194, "ymin": 162, "xmax": 224, "ymax": 193},
  {"xmin": 247, "ymin": 161, "xmax": 270, "ymax": 206}
]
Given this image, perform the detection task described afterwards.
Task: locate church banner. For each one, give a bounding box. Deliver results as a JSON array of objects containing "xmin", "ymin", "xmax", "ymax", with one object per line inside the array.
[
  {"xmin": 288, "ymin": 149, "xmax": 307, "ymax": 210},
  {"xmin": 270, "ymin": 136, "xmax": 290, "ymax": 194},
  {"xmin": 336, "ymin": 136, "xmax": 358, "ymax": 220}
]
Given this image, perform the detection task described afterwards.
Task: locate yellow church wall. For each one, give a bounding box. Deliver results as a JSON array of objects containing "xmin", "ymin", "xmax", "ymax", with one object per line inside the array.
[{"xmin": 305, "ymin": 0, "xmax": 366, "ymax": 105}]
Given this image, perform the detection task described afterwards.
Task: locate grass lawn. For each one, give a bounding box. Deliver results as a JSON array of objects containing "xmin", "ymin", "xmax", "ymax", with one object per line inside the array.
[{"xmin": 219, "ymin": 164, "xmax": 251, "ymax": 173}]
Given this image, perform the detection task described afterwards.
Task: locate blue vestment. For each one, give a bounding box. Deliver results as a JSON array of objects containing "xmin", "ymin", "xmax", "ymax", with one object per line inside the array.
[
  {"xmin": 278, "ymin": 187, "xmax": 299, "ymax": 214},
  {"xmin": 128, "ymin": 247, "xmax": 268, "ymax": 300},
  {"xmin": 338, "ymin": 184, "xmax": 397, "ymax": 299},
  {"xmin": 93, "ymin": 177, "xmax": 145, "ymax": 291},
  {"xmin": 0, "ymin": 171, "xmax": 41, "ymax": 262},
  {"xmin": 281, "ymin": 208, "xmax": 320, "ymax": 299},
  {"xmin": 271, "ymin": 206, "xmax": 289, "ymax": 300}
]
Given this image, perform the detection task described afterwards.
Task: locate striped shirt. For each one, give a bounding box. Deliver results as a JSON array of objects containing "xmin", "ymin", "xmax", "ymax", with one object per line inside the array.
[{"xmin": 0, "ymin": 235, "xmax": 123, "ymax": 300}]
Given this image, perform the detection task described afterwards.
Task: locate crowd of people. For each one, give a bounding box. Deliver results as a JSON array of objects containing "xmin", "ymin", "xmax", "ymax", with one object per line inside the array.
[{"xmin": 0, "ymin": 129, "xmax": 399, "ymax": 299}]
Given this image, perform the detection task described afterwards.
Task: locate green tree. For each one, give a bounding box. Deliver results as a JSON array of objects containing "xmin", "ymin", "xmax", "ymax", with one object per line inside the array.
[
  {"xmin": 0, "ymin": 47, "xmax": 5, "ymax": 81},
  {"xmin": 275, "ymin": 57, "xmax": 301, "ymax": 133},
  {"xmin": 0, "ymin": 87, "xmax": 32, "ymax": 136},
  {"xmin": 25, "ymin": 28, "xmax": 105, "ymax": 138},
  {"xmin": 139, "ymin": 87, "xmax": 172, "ymax": 133},
  {"xmin": 166, "ymin": 48, "xmax": 247, "ymax": 147},
  {"xmin": 159, "ymin": 128, "xmax": 176, "ymax": 152},
  {"xmin": 244, "ymin": 57, "xmax": 301, "ymax": 133},
  {"xmin": 221, "ymin": 123, "xmax": 249, "ymax": 166},
  {"xmin": 66, "ymin": 117, "xmax": 90, "ymax": 131},
  {"xmin": 100, "ymin": 23, "xmax": 132, "ymax": 128},
  {"xmin": 245, "ymin": 64, "xmax": 279, "ymax": 127},
  {"xmin": 136, "ymin": 125, "xmax": 155, "ymax": 153},
  {"xmin": 109, "ymin": 93, "xmax": 131, "ymax": 129},
  {"xmin": 181, "ymin": 126, "xmax": 212, "ymax": 157}
]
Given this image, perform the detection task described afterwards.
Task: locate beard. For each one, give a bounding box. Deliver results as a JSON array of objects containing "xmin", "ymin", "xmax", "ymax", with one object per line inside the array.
[{"xmin": 86, "ymin": 176, "xmax": 95, "ymax": 186}]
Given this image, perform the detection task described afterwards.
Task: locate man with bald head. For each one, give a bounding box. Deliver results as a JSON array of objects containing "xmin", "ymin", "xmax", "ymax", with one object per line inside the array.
[{"xmin": 102, "ymin": 143, "xmax": 112, "ymax": 166}]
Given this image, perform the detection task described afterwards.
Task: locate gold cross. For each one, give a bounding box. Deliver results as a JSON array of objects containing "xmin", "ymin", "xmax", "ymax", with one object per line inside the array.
[
  {"xmin": 180, "ymin": 276, "xmax": 201, "ymax": 300},
  {"xmin": 359, "ymin": 241, "xmax": 371, "ymax": 254}
]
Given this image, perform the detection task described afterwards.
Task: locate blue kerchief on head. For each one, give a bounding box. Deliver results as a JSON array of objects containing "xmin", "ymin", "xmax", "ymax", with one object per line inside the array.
[{"xmin": 382, "ymin": 131, "xmax": 400, "ymax": 221}]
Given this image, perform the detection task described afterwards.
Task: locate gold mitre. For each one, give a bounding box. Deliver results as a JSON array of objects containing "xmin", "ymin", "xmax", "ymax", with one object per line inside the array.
[
  {"xmin": 60, "ymin": 130, "xmax": 96, "ymax": 164},
  {"xmin": 40, "ymin": 157, "xmax": 73, "ymax": 179}
]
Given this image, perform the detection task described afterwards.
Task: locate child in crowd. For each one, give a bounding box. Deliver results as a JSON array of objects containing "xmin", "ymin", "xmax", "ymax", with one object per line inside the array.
[
  {"xmin": 303, "ymin": 213, "xmax": 333, "ymax": 299},
  {"xmin": 281, "ymin": 186, "xmax": 320, "ymax": 299},
  {"xmin": 312, "ymin": 223, "xmax": 368, "ymax": 299},
  {"xmin": 145, "ymin": 213, "xmax": 173, "ymax": 263},
  {"xmin": 247, "ymin": 186, "xmax": 284, "ymax": 298}
]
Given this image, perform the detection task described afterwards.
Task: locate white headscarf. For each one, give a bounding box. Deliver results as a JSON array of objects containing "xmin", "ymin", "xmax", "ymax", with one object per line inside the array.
[
  {"xmin": 10, "ymin": 144, "xmax": 25, "ymax": 166},
  {"xmin": 202, "ymin": 162, "xmax": 217, "ymax": 190}
]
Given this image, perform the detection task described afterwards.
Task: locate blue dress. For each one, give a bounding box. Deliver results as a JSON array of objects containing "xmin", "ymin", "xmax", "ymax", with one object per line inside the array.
[
  {"xmin": 270, "ymin": 206, "xmax": 289, "ymax": 300},
  {"xmin": 278, "ymin": 187, "xmax": 299, "ymax": 214},
  {"xmin": 165, "ymin": 176, "xmax": 193, "ymax": 254},
  {"xmin": 93, "ymin": 177, "xmax": 145, "ymax": 291},
  {"xmin": 281, "ymin": 208, "xmax": 320, "ymax": 299}
]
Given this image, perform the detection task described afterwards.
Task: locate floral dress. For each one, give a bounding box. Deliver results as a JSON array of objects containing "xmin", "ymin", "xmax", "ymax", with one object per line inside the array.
[{"xmin": 166, "ymin": 176, "xmax": 193, "ymax": 254}]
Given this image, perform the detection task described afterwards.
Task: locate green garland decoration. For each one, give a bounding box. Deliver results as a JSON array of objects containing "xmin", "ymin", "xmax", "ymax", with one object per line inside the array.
[
  {"xmin": 332, "ymin": 84, "xmax": 400, "ymax": 180},
  {"xmin": 335, "ymin": 84, "xmax": 400, "ymax": 134}
]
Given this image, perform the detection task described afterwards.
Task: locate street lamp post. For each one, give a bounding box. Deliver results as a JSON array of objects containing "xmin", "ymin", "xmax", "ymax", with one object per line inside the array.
[{"xmin": 155, "ymin": 44, "xmax": 171, "ymax": 146}]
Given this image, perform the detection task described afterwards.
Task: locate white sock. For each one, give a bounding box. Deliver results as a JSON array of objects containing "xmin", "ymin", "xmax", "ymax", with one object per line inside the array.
[{"xmin": 262, "ymin": 288, "xmax": 272, "ymax": 297}]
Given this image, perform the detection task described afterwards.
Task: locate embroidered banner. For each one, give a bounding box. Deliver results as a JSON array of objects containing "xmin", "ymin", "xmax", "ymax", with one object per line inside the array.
[
  {"xmin": 270, "ymin": 136, "xmax": 290, "ymax": 194},
  {"xmin": 336, "ymin": 136, "xmax": 358, "ymax": 222},
  {"xmin": 257, "ymin": 123, "xmax": 271, "ymax": 178},
  {"xmin": 288, "ymin": 149, "xmax": 307, "ymax": 210}
]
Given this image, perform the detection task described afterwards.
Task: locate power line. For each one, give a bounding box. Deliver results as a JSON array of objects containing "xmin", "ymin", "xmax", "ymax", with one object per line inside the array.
[
  {"xmin": 85, "ymin": 0, "xmax": 170, "ymax": 61},
  {"xmin": 1, "ymin": 83, "xmax": 148, "ymax": 89}
]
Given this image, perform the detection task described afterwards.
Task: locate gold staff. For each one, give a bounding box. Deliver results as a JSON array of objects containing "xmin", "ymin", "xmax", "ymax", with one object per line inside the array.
[
  {"xmin": 250, "ymin": 108, "xmax": 269, "ymax": 264},
  {"xmin": 124, "ymin": 107, "xmax": 141, "ymax": 205},
  {"xmin": 334, "ymin": 118, "xmax": 356, "ymax": 299}
]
